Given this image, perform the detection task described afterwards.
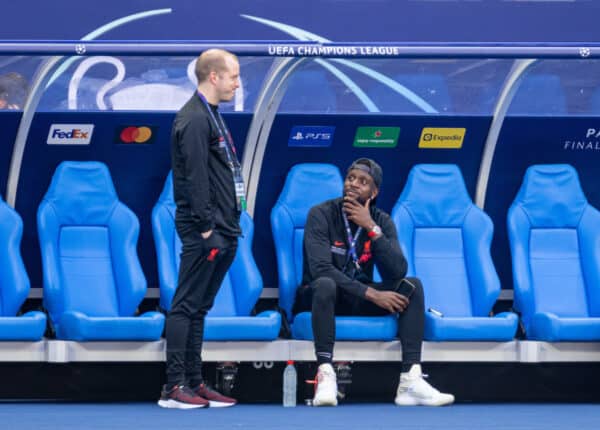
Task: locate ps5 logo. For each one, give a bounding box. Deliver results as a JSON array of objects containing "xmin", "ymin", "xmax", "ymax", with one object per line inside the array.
[
  {"xmin": 291, "ymin": 131, "xmax": 333, "ymax": 141},
  {"xmin": 288, "ymin": 126, "xmax": 335, "ymax": 147}
]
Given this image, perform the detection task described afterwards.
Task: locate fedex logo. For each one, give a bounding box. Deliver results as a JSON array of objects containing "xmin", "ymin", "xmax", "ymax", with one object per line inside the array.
[{"xmin": 47, "ymin": 124, "xmax": 94, "ymax": 145}]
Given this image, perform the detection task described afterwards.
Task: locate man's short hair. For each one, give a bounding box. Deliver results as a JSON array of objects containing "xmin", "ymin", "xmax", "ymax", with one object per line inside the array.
[{"xmin": 194, "ymin": 49, "xmax": 238, "ymax": 84}]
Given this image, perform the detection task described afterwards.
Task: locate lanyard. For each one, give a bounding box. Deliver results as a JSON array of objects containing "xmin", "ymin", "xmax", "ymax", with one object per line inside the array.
[
  {"xmin": 341, "ymin": 209, "xmax": 363, "ymax": 270},
  {"xmin": 197, "ymin": 91, "xmax": 246, "ymax": 211},
  {"xmin": 196, "ymin": 91, "xmax": 238, "ymax": 167}
]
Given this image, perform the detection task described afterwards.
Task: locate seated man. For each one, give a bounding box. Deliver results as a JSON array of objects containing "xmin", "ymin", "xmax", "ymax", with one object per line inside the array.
[{"xmin": 294, "ymin": 158, "xmax": 454, "ymax": 407}]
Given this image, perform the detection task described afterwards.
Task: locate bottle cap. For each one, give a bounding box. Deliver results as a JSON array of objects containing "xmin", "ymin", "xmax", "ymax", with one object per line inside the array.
[{"xmin": 287, "ymin": 360, "xmax": 294, "ymax": 365}]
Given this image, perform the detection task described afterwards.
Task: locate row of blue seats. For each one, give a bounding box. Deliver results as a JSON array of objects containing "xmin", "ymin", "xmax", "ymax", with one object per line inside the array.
[{"xmin": 1, "ymin": 162, "xmax": 599, "ymax": 343}]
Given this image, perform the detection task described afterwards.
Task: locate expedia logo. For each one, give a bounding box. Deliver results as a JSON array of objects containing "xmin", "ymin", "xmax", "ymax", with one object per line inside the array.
[
  {"xmin": 116, "ymin": 126, "xmax": 157, "ymax": 144},
  {"xmin": 419, "ymin": 127, "xmax": 465, "ymax": 149},
  {"xmin": 47, "ymin": 124, "xmax": 94, "ymax": 145}
]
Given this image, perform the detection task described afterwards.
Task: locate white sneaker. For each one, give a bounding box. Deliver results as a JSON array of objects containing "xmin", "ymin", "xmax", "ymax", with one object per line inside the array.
[
  {"xmin": 395, "ymin": 364, "xmax": 455, "ymax": 406},
  {"xmin": 312, "ymin": 363, "xmax": 338, "ymax": 406}
]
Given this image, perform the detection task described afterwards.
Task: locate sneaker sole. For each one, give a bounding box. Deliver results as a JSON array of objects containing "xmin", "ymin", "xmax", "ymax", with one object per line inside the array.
[
  {"xmin": 208, "ymin": 400, "xmax": 236, "ymax": 408},
  {"xmin": 157, "ymin": 399, "xmax": 207, "ymax": 409},
  {"xmin": 312, "ymin": 397, "xmax": 338, "ymax": 407},
  {"xmin": 395, "ymin": 395, "xmax": 454, "ymax": 407}
]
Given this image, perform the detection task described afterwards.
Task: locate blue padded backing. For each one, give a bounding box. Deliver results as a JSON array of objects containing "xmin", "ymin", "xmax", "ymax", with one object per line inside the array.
[
  {"xmin": 293, "ymin": 229, "xmax": 304, "ymax": 288},
  {"xmin": 398, "ymin": 164, "xmax": 472, "ymax": 227},
  {"xmin": 271, "ymin": 163, "xmax": 399, "ymax": 339},
  {"xmin": 530, "ymin": 229, "xmax": 587, "ymax": 317},
  {"xmin": 38, "ymin": 161, "xmax": 162, "ymax": 340},
  {"xmin": 274, "ymin": 163, "xmax": 343, "ymax": 228},
  {"xmin": 414, "ymin": 228, "xmax": 472, "ymax": 316},
  {"xmin": 513, "ymin": 164, "xmax": 587, "ymax": 228},
  {"xmin": 41, "ymin": 162, "xmax": 119, "ymax": 225},
  {"xmin": 393, "ymin": 164, "xmax": 517, "ymax": 341},
  {"xmin": 508, "ymin": 164, "xmax": 600, "ymax": 340},
  {"xmin": 0, "ymin": 197, "xmax": 29, "ymax": 316},
  {"xmin": 153, "ymin": 172, "xmax": 251, "ymax": 316},
  {"xmin": 59, "ymin": 226, "xmax": 118, "ymax": 317},
  {"xmin": 0, "ymin": 196, "xmax": 46, "ymax": 340},
  {"xmin": 271, "ymin": 163, "xmax": 343, "ymax": 321},
  {"xmin": 152, "ymin": 171, "xmax": 280, "ymax": 340}
]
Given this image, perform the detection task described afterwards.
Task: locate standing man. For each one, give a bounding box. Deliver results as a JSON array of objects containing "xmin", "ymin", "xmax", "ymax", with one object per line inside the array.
[
  {"xmin": 295, "ymin": 158, "xmax": 455, "ymax": 407},
  {"xmin": 159, "ymin": 49, "xmax": 244, "ymax": 409}
]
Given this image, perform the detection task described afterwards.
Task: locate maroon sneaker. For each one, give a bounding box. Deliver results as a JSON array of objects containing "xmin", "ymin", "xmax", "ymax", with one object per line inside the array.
[
  {"xmin": 157, "ymin": 385, "xmax": 209, "ymax": 409},
  {"xmin": 195, "ymin": 383, "xmax": 237, "ymax": 408}
]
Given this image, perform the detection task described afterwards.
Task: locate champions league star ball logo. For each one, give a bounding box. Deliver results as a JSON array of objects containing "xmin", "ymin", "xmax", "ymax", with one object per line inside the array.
[
  {"xmin": 579, "ymin": 47, "xmax": 591, "ymax": 58},
  {"xmin": 75, "ymin": 44, "xmax": 86, "ymax": 55}
]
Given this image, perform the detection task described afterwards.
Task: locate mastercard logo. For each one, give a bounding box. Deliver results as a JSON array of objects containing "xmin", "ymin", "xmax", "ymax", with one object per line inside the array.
[{"xmin": 117, "ymin": 126, "xmax": 156, "ymax": 144}]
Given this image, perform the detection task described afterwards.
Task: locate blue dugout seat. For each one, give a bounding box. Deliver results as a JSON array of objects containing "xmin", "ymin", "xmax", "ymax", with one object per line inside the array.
[
  {"xmin": 0, "ymin": 196, "xmax": 46, "ymax": 340},
  {"xmin": 508, "ymin": 164, "xmax": 600, "ymax": 341},
  {"xmin": 391, "ymin": 164, "xmax": 518, "ymax": 341},
  {"xmin": 152, "ymin": 172, "xmax": 280, "ymax": 341},
  {"xmin": 37, "ymin": 161, "xmax": 164, "ymax": 341},
  {"xmin": 271, "ymin": 163, "xmax": 397, "ymax": 341}
]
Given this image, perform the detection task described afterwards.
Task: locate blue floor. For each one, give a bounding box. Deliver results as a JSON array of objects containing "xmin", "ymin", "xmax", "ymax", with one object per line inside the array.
[{"xmin": 0, "ymin": 403, "xmax": 599, "ymax": 430}]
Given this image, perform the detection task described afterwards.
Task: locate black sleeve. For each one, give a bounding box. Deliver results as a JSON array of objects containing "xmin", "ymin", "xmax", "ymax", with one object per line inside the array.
[
  {"xmin": 371, "ymin": 213, "xmax": 408, "ymax": 280},
  {"xmin": 304, "ymin": 206, "xmax": 369, "ymax": 298},
  {"xmin": 178, "ymin": 113, "xmax": 214, "ymax": 232}
]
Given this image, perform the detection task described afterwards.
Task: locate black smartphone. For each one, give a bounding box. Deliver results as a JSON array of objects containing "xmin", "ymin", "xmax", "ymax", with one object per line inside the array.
[{"xmin": 395, "ymin": 278, "xmax": 416, "ymax": 298}]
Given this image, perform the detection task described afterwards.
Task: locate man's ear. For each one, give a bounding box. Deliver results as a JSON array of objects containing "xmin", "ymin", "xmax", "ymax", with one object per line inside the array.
[
  {"xmin": 208, "ymin": 70, "xmax": 218, "ymax": 84},
  {"xmin": 371, "ymin": 187, "xmax": 379, "ymax": 200}
]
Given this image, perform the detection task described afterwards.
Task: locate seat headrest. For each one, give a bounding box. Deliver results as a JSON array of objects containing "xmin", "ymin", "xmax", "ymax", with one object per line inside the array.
[
  {"xmin": 276, "ymin": 163, "xmax": 343, "ymax": 226},
  {"xmin": 513, "ymin": 164, "xmax": 587, "ymax": 228},
  {"xmin": 399, "ymin": 164, "xmax": 472, "ymax": 226},
  {"xmin": 42, "ymin": 161, "xmax": 119, "ymax": 224}
]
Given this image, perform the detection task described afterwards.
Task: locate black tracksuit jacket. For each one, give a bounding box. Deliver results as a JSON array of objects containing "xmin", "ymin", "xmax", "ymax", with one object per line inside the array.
[
  {"xmin": 302, "ymin": 197, "xmax": 408, "ymax": 297},
  {"xmin": 170, "ymin": 94, "xmax": 241, "ymax": 238}
]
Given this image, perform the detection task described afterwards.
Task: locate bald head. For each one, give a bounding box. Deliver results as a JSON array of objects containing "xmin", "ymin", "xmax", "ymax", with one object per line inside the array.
[{"xmin": 194, "ymin": 49, "xmax": 239, "ymax": 84}]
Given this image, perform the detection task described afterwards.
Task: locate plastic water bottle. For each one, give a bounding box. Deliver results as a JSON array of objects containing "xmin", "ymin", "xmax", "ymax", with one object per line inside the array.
[{"xmin": 282, "ymin": 360, "xmax": 297, "ymax": 407}]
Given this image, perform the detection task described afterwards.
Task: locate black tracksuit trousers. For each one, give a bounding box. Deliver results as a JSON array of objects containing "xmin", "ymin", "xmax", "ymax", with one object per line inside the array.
[
  {"xmin": 294, "ymin": 276, "xmax": 425, "ymax": 368},
  {"xmin": 165, "ymin": 220, "xmax": 237, "ymax": 389}
]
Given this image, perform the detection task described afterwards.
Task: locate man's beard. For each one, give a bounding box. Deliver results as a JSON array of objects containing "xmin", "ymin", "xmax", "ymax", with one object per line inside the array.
[{"xmin": 343, "ymin": 191, "xmax": 367, "ymax": 205}]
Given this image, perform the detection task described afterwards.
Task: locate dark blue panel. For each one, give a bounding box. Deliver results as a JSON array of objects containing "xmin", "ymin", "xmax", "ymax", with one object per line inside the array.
[
  {"xmin": 3, "ymin": 1, "xmax": 600, "ymax": 42},
  {"xmin": 485, "ymin": 117, "xmax": 600, "ymax": 291},
  {"xmin": 0, "ymin": 112, "xmax": 21, "ymax": 198},
  {"xmin": 14, "ymin": 111, "xmax": 251, "ymax": 289},
  {"xmin": 252, "ymin": 114, "xmax": 491, "ymax": 288}
]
